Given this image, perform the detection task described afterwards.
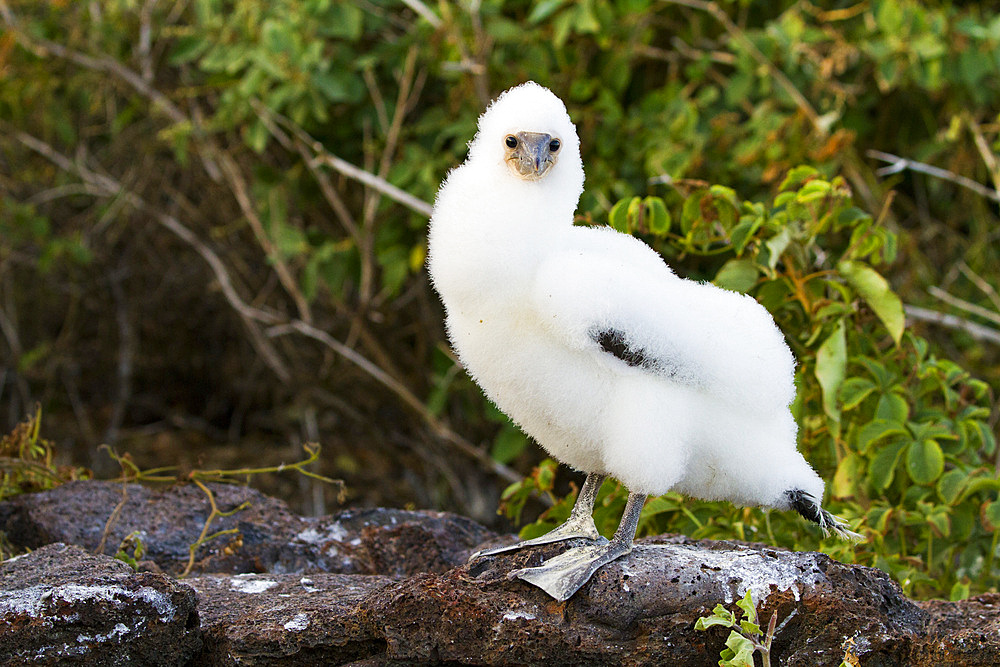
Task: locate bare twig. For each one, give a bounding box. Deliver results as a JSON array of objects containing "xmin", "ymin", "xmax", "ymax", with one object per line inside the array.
[
  {"xmin": 928, "ymin": 286, "xmax": 1000, "ymax": 328},
  {"xmin": 905, "ymin": 304, "xmax": 1000, "ymax": 346},
  {"xmin": 867, "ymin": 149, "xmax": 1000, "ymax": 203},
  {"xmin": 96, "ymin": 480, "xmax": 129, "ymax": 555},
  {"xmin": 260, "ymin": 106, "xmax": 433, "ymax": 218},
  {"xmin": 959, "ymin": 262, "xmax": 1000, "ymax": 314},
  {"xmin": 137, "ymin": 0, "xmax": 156, "ymax": 82},
  {"xmin": 400, "ymin": 0, "xmax": 442, "ymax": 28},
  {"xmin": 964, "ymin": 113, "xmax": 1000, "ymax": 195},
  {"xmin": 216, "ymin": 153, "xmax": 313, "ymax": 324},
  {"xmin": 311, "ymin": 153, "xmax": 433, "ymax": 217}
]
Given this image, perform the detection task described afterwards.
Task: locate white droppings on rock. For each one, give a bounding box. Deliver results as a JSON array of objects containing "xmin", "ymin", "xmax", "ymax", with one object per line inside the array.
[
  {"xmin": 295, "ymin": 521, "xmax": 349, "ymax": 545},
  {"xmin": 228, "ymin": 575, "xmax": 278, "ymax": 594},
  {"xmin": 502, "ymin": 609, "xmax": 536, "ymax": 622},
  {"xmin": 0, "ymin": 583, "xmax": 176, "ymax": 621},
  {"xmin": 76, "ymin": 622, "xmax": 131, "ymax": 644},
  {"xmin": 283, "ymin": 612, "xmax": 310, "ymax": 632},
  {"xmin": 300, "ymin": 577, "xmax": 320, "ymax": 593},
  {"xmin": 638, "ymin": 544, "xmax": 827, "ymax": 605}
]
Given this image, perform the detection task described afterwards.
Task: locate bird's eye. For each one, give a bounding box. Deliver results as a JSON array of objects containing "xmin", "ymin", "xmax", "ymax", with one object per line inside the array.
[
  {"xmin": 549, "ymin": 139, "xmax": 561, "ymax": 152},
  {"xmin": 505, "ymin": 135, "xmax": 518, "ymax": 149}
]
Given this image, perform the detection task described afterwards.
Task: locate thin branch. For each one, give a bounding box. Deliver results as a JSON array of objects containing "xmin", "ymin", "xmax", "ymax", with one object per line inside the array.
[
  {"xmin": 248, "ymin": 99, "xmax": 361, "ymax": 242},
  {"xmin": 313, "ymin": 153, "xmax": 433, "ymax": 217},
  {"xmin": 400, "ymin": 0, "xmax": 442, "ymax": 28},
  {"xmin": 959, "ymin": 262, "xmax": 1000, "ymax": 314},
  {"xmin": 867, "ymin": 149, "xmax": 1000, "ymax": 203},
  {"xmin": 928, "ymin": 286, "xmax": 1000, "ymax": 328},
  {"xmin": 905, "ymin": 304, "xmax": 1000, "ymax": 346},
  {"xmin": 261, "ymin": 106, "xmax": 433, "ymax": 218},
  {"xmin": 965, "ymin": 112, "xmax": 1000, "ymax": 195},
  {"xmin": 216, "ymin": 153, "xmax": 313, "ymax": 324}
]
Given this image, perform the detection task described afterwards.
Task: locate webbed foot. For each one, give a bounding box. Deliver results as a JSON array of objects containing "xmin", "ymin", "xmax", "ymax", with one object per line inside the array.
[
  {"xmin": 508, "ymin": 538, "xmax": 633, "ymax": 601},
  {"xmin": 469, "ymin": 472, "xmax": 608, "ymax": 561},
  {"xmin": 469, "ymin": 515, "xmax": 607, "ymax": 560}
]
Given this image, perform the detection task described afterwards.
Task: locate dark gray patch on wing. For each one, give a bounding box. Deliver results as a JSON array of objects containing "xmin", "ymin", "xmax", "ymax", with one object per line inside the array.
[
  {"xmin": 593, "ymin": 328, "xmax": 657, "ymax": 369},
  {"xmin": 589, "ymin": 328, "xmax": 699, "ymax": 390}
]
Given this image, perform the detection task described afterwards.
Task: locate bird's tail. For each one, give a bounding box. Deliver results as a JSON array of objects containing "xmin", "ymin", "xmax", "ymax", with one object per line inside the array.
[{"xmin": 785, "ymin": 489, "xmax": 864, "ymax": 542}]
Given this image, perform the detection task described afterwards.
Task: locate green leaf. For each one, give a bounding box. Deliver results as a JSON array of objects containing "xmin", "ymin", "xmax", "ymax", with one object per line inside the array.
[
  {"xmin": 694, "ymin": 603, "xmax": 735, "ymax": 630},
  {"xmin": 796, "ymin": 179, "xmax": 832, "ymax": 203},
  {"xmin": 937, "ymin": 468, "xmax": 968, "ymax": 505},
  {"xmin": 949, "ymin": 579, "xmax": 971, "ymax": 602},
  {"xmin": 643, "ymin": 196, "xmax": 671, "ymax": 235},
  {"xmin": 312, "ymin": 70, "xmax": 360, "ymax": 103},
  {"xmin": 168, "ymin": 35, "xmax": 209, "ymax": 65},
  {"xmin": 971, "ymin": 420, "xmax": 997, "ymax": 455},
  {"xmin": 694, "ymin": 615, "xmax": 734, "ymax": 631},
  {"xmin": 906, "ymin": 439, "xmax": 945, "ymax": 485},
  {"xmin": 724, "ymin": 631, "xmax": 757, "ymax": 667},
  {"xmin": 982, "ymin": 500, "xmax": 1000, "ymax": 531},
  {"xmin": 245, "ymin": 119, "xmax": 269, "ymax": 154},
  {"xmin": 779, "ymin": 165, "xmax": 819, "ymax": 191},
  {"xmin": 609, "ymin": 197, "xmax": 638, "ymax": 233},
  {"xmin": 815, "ymin": 320, "xmax": 847, "ymax": 426},
  {"xmin": 833, "ymin": 452, "xmax": 865, "ymax": 498},
  {"xmin": 714, "ymin": 259, "xmax": 759, "ymax": 293},
  {"xmin": 528, "ymin": 0, "xmax": 567, "ymax": 23},
  {"xmin": 735, "ymin": 589, "xmax": 757, "ymax": 625},
  {"xmin": 729, "ymin": 214, "xmax": 765, "ymax": 254},
  {"xmin": 870, "ymin": 441, "xmax": 906, "ymax": 490},
  {"xmin": 856, "ymin": 419, "xmax": 907, "ymax": 452},
  {"xmin": 837, "ymin": 260, "xmax": 905, "ymax": 345},
  {"xmin": 491, "ymin": 426, "xmax": 528, "ymax": 464},
  {"xmin": 875, "ymin": 393, "xmax": 909, "ymax": 422},
  {"xmin": 765, "ymin": 226, "xmax": 792, "ymax": 270},
  {"xmin": 642, "ymin": 495, "xmax": 679, "ymax": 517},
  {"xmin": 320, "ymin": 3, "xmax": 364, "ymax": 40},
  {"xmin": 838, "ymin": 377, "xmax": 877, "ymax": 410}
]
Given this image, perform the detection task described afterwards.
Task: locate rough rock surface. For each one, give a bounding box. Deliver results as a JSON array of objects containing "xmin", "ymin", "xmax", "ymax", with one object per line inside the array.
[
  {"xmin": 368, "ymin": 535, "xmax": 929, "ymax": 666},
  {"xmin": 0, "ymin": 480, "xmax": 493, "ymax": 576},
  {"xmin": 0, "ymin": 543, "xmax": 200, "ymax": 666},
  {"xmin": 186, "ymin": 572, "xmax": 394, "ymax": 666},
  {"xmin": 2, "ymin": 481, "xmax": 999, "ymax": 666}
]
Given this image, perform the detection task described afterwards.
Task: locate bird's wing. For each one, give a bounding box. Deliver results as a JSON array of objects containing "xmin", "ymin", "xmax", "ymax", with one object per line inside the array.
[{"xmin": 531, "ymin": 232, "xmax": 795, "ymax": 412}]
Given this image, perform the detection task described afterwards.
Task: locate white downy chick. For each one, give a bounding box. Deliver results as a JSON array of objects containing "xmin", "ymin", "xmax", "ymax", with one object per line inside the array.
[{"xmin": 427, "ymin": 82, "xmax": 860, "ymax": 601}]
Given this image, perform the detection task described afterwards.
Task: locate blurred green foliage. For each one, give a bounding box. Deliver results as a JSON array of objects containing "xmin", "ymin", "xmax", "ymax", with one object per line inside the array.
[{"xmin": 1, "ymin": 0, "xmax": 998, "ymax": 598}]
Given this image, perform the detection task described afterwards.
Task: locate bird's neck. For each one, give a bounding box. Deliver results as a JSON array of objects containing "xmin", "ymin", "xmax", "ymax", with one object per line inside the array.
[{"xmin": 428, "ymin": 166, "xmax": 576, "ymax": 311}]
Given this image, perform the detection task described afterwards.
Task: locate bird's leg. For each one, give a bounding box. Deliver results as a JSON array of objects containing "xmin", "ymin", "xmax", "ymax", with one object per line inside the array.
[
  {"xmin": 469, "ymin": 472, "xmax": 608, "ymax": 560},
  {"xmin": 508, "ymin": 490, "xmax": 647, "ymax": 601}
]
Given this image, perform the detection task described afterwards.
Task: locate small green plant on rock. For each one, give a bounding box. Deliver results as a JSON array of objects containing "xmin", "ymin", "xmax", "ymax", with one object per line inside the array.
[
  {"xmin": 695, "ymin": 589, "xmax": 777, "ymax": 667},
  {"xmin": 0, "ymin": 406, "xmax": 90, "ymax": 502}
]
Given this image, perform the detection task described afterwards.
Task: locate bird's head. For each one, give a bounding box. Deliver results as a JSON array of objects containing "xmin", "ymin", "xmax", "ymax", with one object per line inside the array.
[
  {"xmin": 502, "ymin": 131, "xmax": 561, "ymax": 181},
  {"xmin": 466, "ymin": 82, "xmax": 584, "ymax": 197}
]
